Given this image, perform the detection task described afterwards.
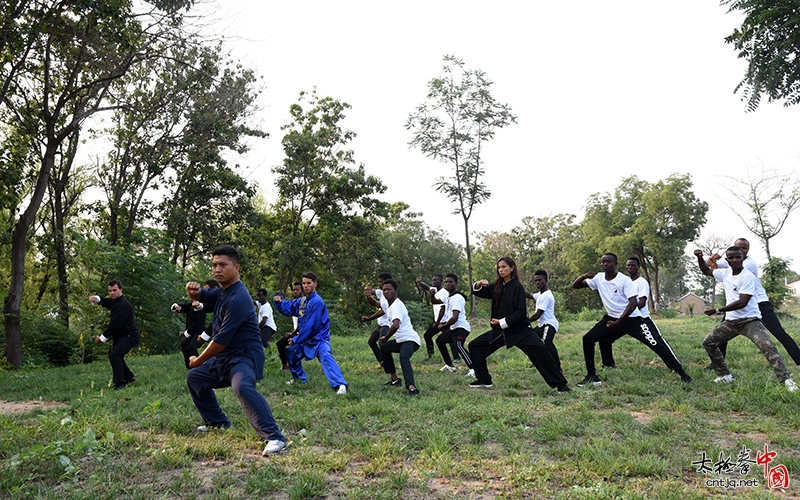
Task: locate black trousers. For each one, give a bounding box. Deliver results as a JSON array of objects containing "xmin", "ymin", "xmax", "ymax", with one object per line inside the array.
[
  {"xmin": 424, "ymin": 321, "xmax": 460, "ymax": 360},
  {"xmin": 260, "ymin": 326, "xmax": 276, "ymax": 348},
  {"xmin": 368, "ymin": 325, "xmax": 389, "ymax": 363},
  {"xmin": 583, "ymin": 316, "xmax": 686, "ymax": 377},
  {"xmin": 109, "ymin": 335, "xmax": 137, "ymax": 387},
  {"xmin": 437, "ymin": 327, "xmax": 472, "ymax": 368},
  {"xmin": 276, "ymin": 336, "xmax": 289, "ymax": 366},
  {"xmin": 468, "ymin": 328, "xmax": 567, "ymax": 387},
  {"xmin": 533, "ymin": 324, "xmax": 562, "ymax": 374},
  {"xmin": 717, "ymin": 301, "xmax": 800, "ymax": 365},
  {"xmin": 180, "ymin": 334, "xmax": 201, "ymax": 369}
]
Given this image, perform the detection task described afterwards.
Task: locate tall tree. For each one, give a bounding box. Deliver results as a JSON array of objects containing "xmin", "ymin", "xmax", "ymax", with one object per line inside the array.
[
  {"xmin": 723, "ymin": 0, "xmax": 800, "ymax": 110},
  {"xmin": 720, "ymin": 166, "xmax": 800, "ymax": 260},
  {"xmin": 582, "ymin": 174, "xmax": 708, "ymax": 310},
  {"xmin": 406, "ymin": 55, "xmax": 517, "ymax": 314},
  {"xmin": 1, "ymin": 0, "xmax": 193, "ymax": 367},
  {"xmin": 272, "ymin": 89, "xmax": 388, "ymax": 291}
]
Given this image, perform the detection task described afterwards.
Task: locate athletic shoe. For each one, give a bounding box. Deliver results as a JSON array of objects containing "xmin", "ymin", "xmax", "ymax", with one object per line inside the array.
[
  {"xmin": 336, "ymin": 385, "xmax": 347, "ymax": 395},
  {"xmin": 385, "ymin": 378, "xmax": 402, "ymax": 387},
  {"xmin": 126, "ymin": 377, "xmax": 136, "ymax": 384},
  {"xmin": 195, "ymin": 423, "xmax": 230, "ymax": 433},
  {"xmin": 408, "ymin": 388, "xmax": 420, "ymax": 396},
  {"xmin": 262, "ymin": 440, "xmax": 286, "ymax": 455},
  {"xmin": 713, "ymin": 374, "xmax": 734, "ymax": 384},
  {"xmin": 785, "ymin": 378, "xmax": 798, "ymax": 392},
  {"xmin": 281, "ymin": 365, "xmax": 290, "ymax": 371},
  {"xmin": 453, "ymin": 358, "xmax": 461, "ymax": 364},
  {"xmin": 556, "ymin": 384, "xmax": 571, "ymax": 392},
  {"xmin": 440, "ymin": 365, "xmax": 457, "ymax": 373},
  {"xmin": 113, "ymin": 384, "xmax": 126, "ymax": 390},
  {"xmin": 681, "ymin": 374, "xmax": 693, "ymax": 383},
  {"xmin": 465, "ymin": 369, "xmax": 476, "ymax": 379},
  {"xmin": 286, "ymin": 379, "xmax": 295, "ymax": 385},
  {"xmin": 576, "ymin": 375, "xmax": 602, "ymax": 387},
  {"xmin": 468, "ymin": 381, "xmax": 492, "ymax": 388}
]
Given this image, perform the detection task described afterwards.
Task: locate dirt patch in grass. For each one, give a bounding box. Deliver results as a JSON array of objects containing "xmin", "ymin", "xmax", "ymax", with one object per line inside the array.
[{"xmin": 0, "ymin": 399, "xmax": 68, "ymax": 415}]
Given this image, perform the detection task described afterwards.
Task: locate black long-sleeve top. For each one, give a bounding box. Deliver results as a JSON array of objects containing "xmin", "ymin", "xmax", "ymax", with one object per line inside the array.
[
  {"xmin": 175, "ymin": 302, "xmax": 210, "ymax": 337},
  {"xmin": 98, "ymin": 296, "xmax": 140, "ymax": 343},
  {"xmin": 472, "ymin": 277, "xmax": 531, "ymax": 348}
]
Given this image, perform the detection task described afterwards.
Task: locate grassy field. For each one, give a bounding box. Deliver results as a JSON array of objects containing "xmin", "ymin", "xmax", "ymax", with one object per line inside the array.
[{"xmin": 1, "ymin": 314, "xmax": 800, "ymax": 499}]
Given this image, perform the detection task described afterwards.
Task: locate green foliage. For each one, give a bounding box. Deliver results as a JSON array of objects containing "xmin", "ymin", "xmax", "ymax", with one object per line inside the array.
[
  {"xmin": 76, "ymin": 239, "xmax": 185, "ymax": 355},
  {"xmin": 762, "ymin": 256, "xmax": 793, "ymax": 307},
  {"xmin": 723, "ymin": 0, "xmax": 800, "ymax": 110},
  {"xmin": 18, "ymin": 309, "xmax": 78, "ymax": 367},
  {"xmin": 581, "ymin": 174, "xmax": 708, "ymax": 310}
]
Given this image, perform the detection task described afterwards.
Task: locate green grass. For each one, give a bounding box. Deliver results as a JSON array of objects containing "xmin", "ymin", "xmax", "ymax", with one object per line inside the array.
[{"xmin": 2, "ymin": 315, "xmax": 800, "ymax": 498}]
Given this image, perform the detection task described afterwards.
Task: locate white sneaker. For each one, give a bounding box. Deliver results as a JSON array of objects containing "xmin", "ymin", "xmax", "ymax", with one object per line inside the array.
[
  {"xmin": 286, "ymin": 379, "xmax": 295, "ymax": 385},
  {"xmin": 440, "ymin": 365, "xmax": 457, "ymax": 372},
  {"xmin": 337, "ymin": 385, "xmax": 347, "ymax": 395},
  {"xmin": 713, "ymin": 374, "xmax": 734, "ymax": 384},
  {"xmin": 465, "ymin": 369, "xmax": 476, "ymax": 379},
  {"xmin": 785, "ymin": 378, "xmax": 798, "ymax": 392},
  {"xmin": 262, "ymin": 440, "xmax": 286, "ymax": 455}
]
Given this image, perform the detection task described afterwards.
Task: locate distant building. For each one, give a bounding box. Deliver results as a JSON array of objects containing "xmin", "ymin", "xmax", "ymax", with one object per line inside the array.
[
  {"xmin": 787, "ymin": 280, "xmax": 800, "ymax": 299},
  {"xmin": 674, "ymin": 292, "xmax": 707, "ymax": 317}
]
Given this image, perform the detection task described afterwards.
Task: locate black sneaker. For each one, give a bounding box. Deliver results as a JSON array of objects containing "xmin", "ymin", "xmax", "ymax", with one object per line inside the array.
[
  {"xmin": 408, "ymin": 388, "xmax": 420, "ymax": 396},
  {"xmin": 385, "ymin": 378, "xmax": 402, "ymax": 387},
  {"xmin": 681, "ymin": 374, "xmax": 693, "ymax": 383},
  {"xmin": 468, "ymin": 381, "xmax": 493, "ymax": 388},
  {"xmin": 576, "ymin": 375, "xmax": 602, "ymax": 387},
  {"xmin": 556, "ymin": 384, "xmax": 571, "ymax": 392}
]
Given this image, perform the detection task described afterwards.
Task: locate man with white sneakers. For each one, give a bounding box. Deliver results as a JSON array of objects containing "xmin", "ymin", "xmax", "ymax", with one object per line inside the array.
[{"xmin": 695, "ymin": 247, "xmax": 797, "ymax": 392}]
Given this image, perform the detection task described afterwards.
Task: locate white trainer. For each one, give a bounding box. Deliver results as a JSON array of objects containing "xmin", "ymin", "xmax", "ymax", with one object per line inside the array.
[
  {"xmin": 713, "ymin": 374, "xmax": 734, "ymax": 384},
  {"xmin": 785, "ymin": 378, "xmax": 798, "ymax": 392},
  {"xmin": 286, "ymin": 379, "xmax": 295, "ymax": 385},
  {"xmin": 337, "ymin": 385, "xmax": 347, "ymax": 395},
  {"xmin": 262, "ymin": 440, "xmax": 286, "ymax": 455},
  {"xmin": 440, "ymin": 365, "xmax": 457, "ymax": 372},
  {"xmin": 465, "ymin": 369, "xmax": 476, "ymax": 378}
]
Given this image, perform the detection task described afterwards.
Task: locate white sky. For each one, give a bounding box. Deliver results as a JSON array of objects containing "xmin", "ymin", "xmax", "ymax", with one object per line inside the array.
[{"xmin": 197, "ymin": 1, "xmax": 800, "ymax": 268}]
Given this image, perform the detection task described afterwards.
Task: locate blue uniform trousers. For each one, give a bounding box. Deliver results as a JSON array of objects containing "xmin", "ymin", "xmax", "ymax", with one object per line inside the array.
[{"xmin": 287, "ymin": 339, "xmax": 348, "ymax": 388}]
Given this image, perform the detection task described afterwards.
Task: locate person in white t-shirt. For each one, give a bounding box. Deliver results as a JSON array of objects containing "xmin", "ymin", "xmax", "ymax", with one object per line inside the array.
[
  {"xmin": 526, "ymin": 269, "xmax": 563, "ymax": 374},
  {"xmin": 695, "ymin": 247, "xmax": 797, "ymax": 391},
  {"xmin": 573, "ymin": 253, "xmax": 691, "ymax": 387},
  {"xmin": 707, "ymin": 238, "xmax": 800, "ymax": 366},
  {"xmin": 378, "ymin": 279, "xmax": 421, "ymax": 396},
  {"xmin": 598, "ymin": 257, "xmax": 684, "ymax": 376},
  {"xmin": 362, "ymin": 272, "xmax": 392, "ymax": 369},
  {"xmin": 416, "ymin": 275, "xmax": 459, "ymax": 362},
  {"xmin": 435, "ymin": 273, "xmax": 474, "ymax": 375},
  {"xmin": 256, "ymin": 288, "xmax": 277, "ymax": 348}
]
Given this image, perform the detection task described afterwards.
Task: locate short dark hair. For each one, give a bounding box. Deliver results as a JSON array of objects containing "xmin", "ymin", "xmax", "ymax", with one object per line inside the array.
[
  {"xmin": 378, "ymin": 272, "xmax": 393, "ymax": 280},
  {"xmin": 627, "ymin": 256, "xmax": 640, "ymax": 265},
  {"xmin": 445, "ymin": 273, "xmax": 459, "ymax": 283},
  {"xmin": 302, "ymin": 271, "xmax": 318, "ymax": 282},
  {"xmin": 735, "ymin": 237, "xmax": 750, "ymax": 245},
  {"xmin": 108, "ymin": 279, "xmax": 122, "ymax": 289},
  {"xmin": 433, "ymin": 274, "xmax": 443, "ymax": 281},
  {"xmin": 292, "ymin": 282, "xmax": 302, "ymax": 288},
  {"xmin": 726, "ymin": 246, "xmax": 744, "ymax": 255},
  {"xmin": 534, "ymin": 269, "xmax": 548, "ymax": 281},
  {"xmin": 257, "ymin": 288, "xmax": 267, "ymax": 295},
  {"xmin": 602, "ymin": 252, "xmax": 618, "ymax": 263},
  {"xmin": 212, "ymin": 245, "xmax": 240, "ymax": 264},
  {"xmin": 204, "ymin": 279, "xmax": 219, "ymax": 288},
  {"xmin": 382, "ymin": 279, "xmax": 398, "ymax": 290}
]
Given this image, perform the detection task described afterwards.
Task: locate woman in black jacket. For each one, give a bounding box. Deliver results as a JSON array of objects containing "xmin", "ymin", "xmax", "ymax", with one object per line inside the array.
[{"xmin": 468, "ymin": 256, "xmax": 570, "ymax": 391}]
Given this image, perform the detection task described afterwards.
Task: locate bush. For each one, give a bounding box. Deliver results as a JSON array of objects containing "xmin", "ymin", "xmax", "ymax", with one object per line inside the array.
[
  {"xmin": 20, "ymin": 310, "xmax": 78, "ymax": 366},
  {"xmin": 576, "ymin": 307, "xmax": 604, "ymax": 322},
  {"xmin": 658, "ymin": 308, "xmax": 678, "ymax": 319}
]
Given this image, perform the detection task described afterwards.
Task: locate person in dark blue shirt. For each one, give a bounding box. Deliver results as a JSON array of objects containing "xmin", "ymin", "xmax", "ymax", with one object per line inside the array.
[
  {"xmin": 185, "ymin": 245, "xmax": 286, "ymax": 456},
  {"xmin": 274, "ymin": 271, "xmax": 348, "ymax": 394}
]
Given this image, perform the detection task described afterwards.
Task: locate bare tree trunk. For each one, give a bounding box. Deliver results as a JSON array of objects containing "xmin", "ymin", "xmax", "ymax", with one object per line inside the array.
[
  {"xmin": 463, "ymin": 214, "xmax": 475, "ymax": 315},
  {"xmin": 4, "ymin": 146, "xmax": 57, "ymax": 367}
]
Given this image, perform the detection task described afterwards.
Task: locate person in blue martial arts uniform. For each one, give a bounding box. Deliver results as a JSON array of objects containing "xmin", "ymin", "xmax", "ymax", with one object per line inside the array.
[{"xmin": 273, "ymin": 271, "xmax": 348, "ymax": 395}]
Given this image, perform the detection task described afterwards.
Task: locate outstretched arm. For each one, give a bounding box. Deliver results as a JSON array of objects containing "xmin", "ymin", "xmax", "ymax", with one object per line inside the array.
[
  {"xmin": 572, "ymin": 272, "xmax": 594, "ymax": 289},
  {"xmin": 694, "ymin": 249, "xmax": 713, "ymax": 277}
]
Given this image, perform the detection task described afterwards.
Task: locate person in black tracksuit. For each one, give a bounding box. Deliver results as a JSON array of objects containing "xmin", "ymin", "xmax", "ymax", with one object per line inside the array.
[
  {"xmin": 467, "ymin": 256, "xmax": 570, "ymax": 392},
  {"xmin": 171, "ymin": 279, "xmax": 218, "ymax": 369}
]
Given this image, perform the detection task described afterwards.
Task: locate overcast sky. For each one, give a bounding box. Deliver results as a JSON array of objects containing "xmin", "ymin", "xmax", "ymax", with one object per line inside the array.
[{"xmin": 197, "ymin": 1, "xmax": 800, "ymax": 269}]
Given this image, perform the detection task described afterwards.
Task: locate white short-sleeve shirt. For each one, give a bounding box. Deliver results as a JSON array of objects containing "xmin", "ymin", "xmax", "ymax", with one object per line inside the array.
[
  {"xmin": 385, "ymin": 298, "xmax": 421, "ymax": 345},
  {"xmin": 374, "ymin": 289, "xmax": 390, "ymax": 327},
  {"xmin": 713, "ymin": 267, "xmax": 761, "ymax": 320},
  {"xmin": 258, "ymin": 302, "xmax": 277, "ymax": 330},
  {"xmin": 586, "ymin": 272, "xmax": 641, "ymax": 319},
  {"xmin": 631, "ymin": 277, "xmax": 651, "ymax": 318},
  {"xmin": 716, "ymin": 257, "xmax": 768, "ymax": 303},
  {"xmin": 532, "ymin": 289, "xmax": 559, "ymax": 331},
  {"xmin": 445, "ymin": 292, "xmax": 471, "ymax": 332}
]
